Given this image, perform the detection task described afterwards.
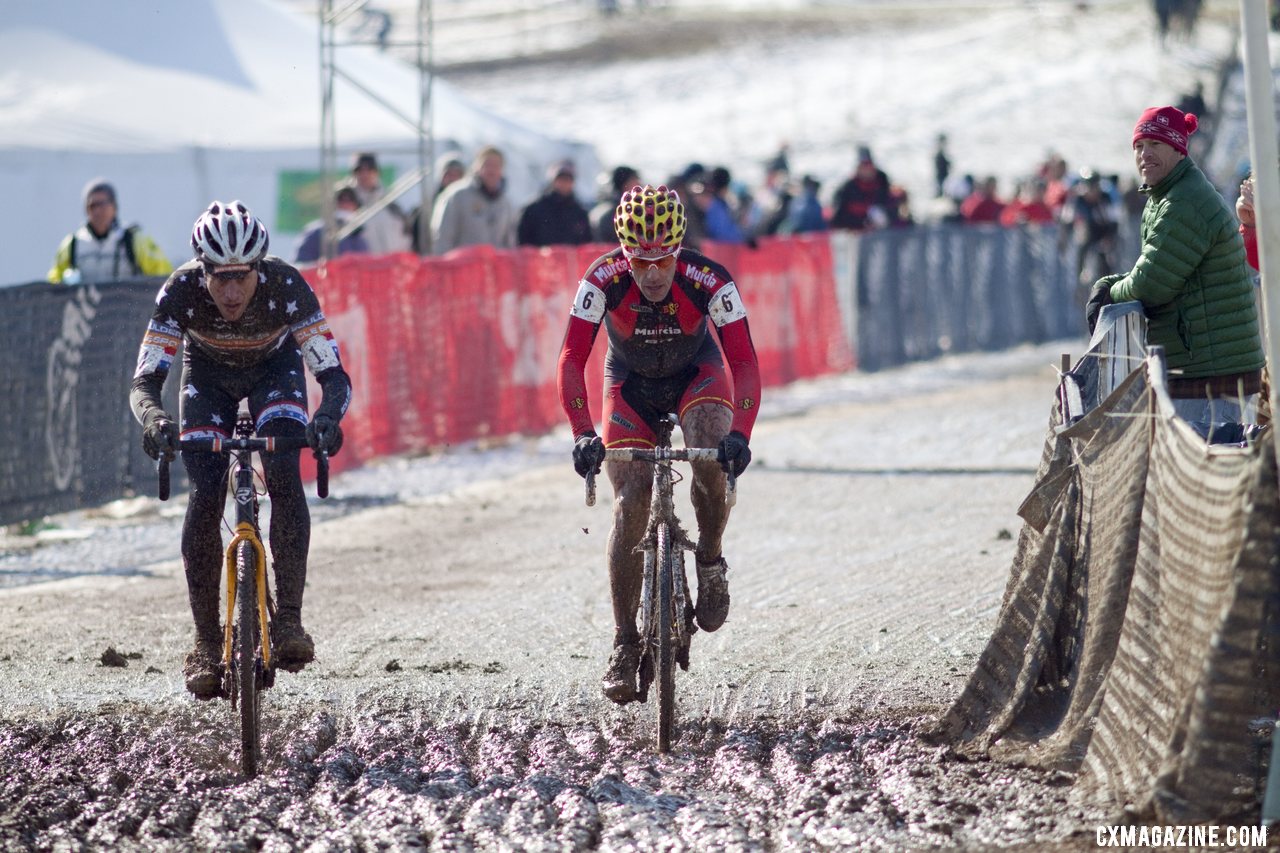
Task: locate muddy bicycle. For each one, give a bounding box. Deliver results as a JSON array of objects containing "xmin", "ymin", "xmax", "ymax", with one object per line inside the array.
[
  {"xmin": 158, "ymin": 413, "xmax": 329, "ymax": 778},
  {"xmin": 585, "ymin": 417, "xmax": 736, "ymax": 753}
]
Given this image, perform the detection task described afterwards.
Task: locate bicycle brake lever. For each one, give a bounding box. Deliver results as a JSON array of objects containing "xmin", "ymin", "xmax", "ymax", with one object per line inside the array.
[
  {"xmin": 726, "ymin": 470, "xmax": 737, "ymax": 508},
  {"xmin": 157, "ymin": 457, "xmax": 170, "ymax": 501},
  {"xmin": 314, "ymin": 449, "xmax": 330, "ymax": 499},
  {"xmin": 586, "ymin": 470, "xmax": 597, "ymax": 507}
]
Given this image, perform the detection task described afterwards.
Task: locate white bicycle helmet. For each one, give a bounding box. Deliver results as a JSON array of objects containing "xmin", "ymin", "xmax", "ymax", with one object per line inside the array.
[{"xmin": 191, "ymin": 200, "xmax": 270, "ymax": 266}]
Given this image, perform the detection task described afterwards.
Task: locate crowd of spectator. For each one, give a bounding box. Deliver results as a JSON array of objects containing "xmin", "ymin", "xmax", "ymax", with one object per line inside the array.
[{"xmin": 49, "ymin": 135, "xmax": 1162, "ymax": 280}]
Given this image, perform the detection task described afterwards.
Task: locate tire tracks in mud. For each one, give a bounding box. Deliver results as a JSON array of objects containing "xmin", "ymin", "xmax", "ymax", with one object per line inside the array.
[
  {"xmin": 0, "ymin": 701, "xmax": 1103, "ymax": 851},
  {"xmin": 0, "ymin": 344, "xmax": 1116, "ymax": 850}
]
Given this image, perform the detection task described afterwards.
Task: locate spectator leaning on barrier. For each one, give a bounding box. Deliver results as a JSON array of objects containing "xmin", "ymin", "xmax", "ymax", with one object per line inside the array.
[
  {"xmin": 517, "ymin": 159, "xmax": 594, "ymax": 247},
  {"xmin": 343, "ymin": 152, "xmax": 411, "ymax": 255},
  {"xmin": 431, "ymin": 145, "xmax": 517, "ymax": 254},
  {"xmin": 830, "ymin": 147, "xmax": 895, "ymax": 231},
  {"xmin": 295, "ymin": 186, "xmax": 370, "ymax": 265},
  {"xmin": 1086, "ymin": 106, "xmax": 1265, "ymax": 426},
  {"xmin": 48, "ymin": 179, "xmax": 173, "ymax": 284}
]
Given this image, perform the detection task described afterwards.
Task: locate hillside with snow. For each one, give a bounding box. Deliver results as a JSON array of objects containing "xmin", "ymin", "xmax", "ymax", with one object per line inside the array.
[{"xmin": 431, "ymin": 0, "xmax": 1242, "ymax": 209}]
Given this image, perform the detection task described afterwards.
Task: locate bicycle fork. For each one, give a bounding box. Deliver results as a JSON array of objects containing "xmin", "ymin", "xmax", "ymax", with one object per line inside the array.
[
  {"xmin": 222, "ymin": 453, "xmax": 274, "ymax": 697},
  {"xmin": 636, "ymin": 456, "xmax": 696, "ymax": 673},
  {"xmin": 223, "ymin": 523, "xmax": 272, "ymax": 673}
]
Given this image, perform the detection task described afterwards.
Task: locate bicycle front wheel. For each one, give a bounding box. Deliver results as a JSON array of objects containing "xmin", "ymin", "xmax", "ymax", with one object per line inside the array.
[
  {"xmin": 236, "ymin": 539, "xmax": 262, "ymax": 779},
  {"xmin": 656, "ymin": 522, "xmax": 676, "ymax": 753}
]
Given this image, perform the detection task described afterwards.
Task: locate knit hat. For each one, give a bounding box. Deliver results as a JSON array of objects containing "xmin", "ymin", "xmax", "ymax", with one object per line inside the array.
[
  {"xmin": 1132, "ymin": 106, "xmax": 1198, "ymax": 156},
  {"xmin": 82, "ymin": 178, "xmax": 116, "ymax": 207}
]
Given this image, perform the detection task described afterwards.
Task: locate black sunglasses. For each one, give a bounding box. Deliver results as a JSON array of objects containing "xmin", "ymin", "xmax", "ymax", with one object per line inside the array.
[{"xmin": 204, "ymin": 264, "xmax": 256, "ymax": 282}]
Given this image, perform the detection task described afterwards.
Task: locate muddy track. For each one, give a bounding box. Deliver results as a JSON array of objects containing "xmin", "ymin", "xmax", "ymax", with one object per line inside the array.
[
  {"xmin": 0, "ymin": 344, "xmax": 1114, "ymax": 850},
  {"xmin": 0, "ymin": 704, "xmax": 1100, "ymax": 851}
]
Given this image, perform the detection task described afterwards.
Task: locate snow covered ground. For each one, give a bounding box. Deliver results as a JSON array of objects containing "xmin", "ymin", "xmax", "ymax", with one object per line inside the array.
[
  {"xmin": 0, "ymin": 341, "xmax": 1064, "ymax": 587},
  {"xmin": 438, "ymin": 0, "xmax": 1242, "ymax": 210}
]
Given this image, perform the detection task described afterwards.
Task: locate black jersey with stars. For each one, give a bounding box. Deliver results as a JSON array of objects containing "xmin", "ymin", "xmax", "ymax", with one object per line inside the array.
[{"xmin": 129, "ymin": 256, "xmax": 351, "ymax": 426}]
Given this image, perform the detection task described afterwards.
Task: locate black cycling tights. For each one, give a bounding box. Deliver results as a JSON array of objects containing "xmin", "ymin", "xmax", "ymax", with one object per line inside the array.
[{"xmin": 182, "ymin": 417, "xmax": 311, "ymax": 640}]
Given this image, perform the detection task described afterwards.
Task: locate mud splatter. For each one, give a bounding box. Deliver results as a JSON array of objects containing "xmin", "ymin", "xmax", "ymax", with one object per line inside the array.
[{"xmin": 0, "ymin": 703, "xmax": 1108, "ymax": 851}]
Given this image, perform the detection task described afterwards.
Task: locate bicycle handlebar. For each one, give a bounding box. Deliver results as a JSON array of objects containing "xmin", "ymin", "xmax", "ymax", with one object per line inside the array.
[
  {"xmin": 585, "ymin": 446, "xmax": 737, "ymax": 508},
  {"xmin": 157, "ymin": 436, "xmax": 330, "ymax": 501}
]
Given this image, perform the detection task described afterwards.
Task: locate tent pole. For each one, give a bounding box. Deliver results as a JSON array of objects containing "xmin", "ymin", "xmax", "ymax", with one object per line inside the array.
[
  {"xmin": 417, "ymin": 0, "xmax": 435, "ymax": 255},
  {"xmin": 1241, "ymin": 0, "xmax": 1280, "ymax": 825},
  {"xmin": 320, "ymin": 0, "xmax": 339, "ymax": 262}
]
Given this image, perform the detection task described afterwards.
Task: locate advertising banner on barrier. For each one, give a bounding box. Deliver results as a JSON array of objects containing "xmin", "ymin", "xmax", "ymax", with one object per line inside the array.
[
  {"xmin": 0, "ymin": 278, "xmax": 177, "ymax": 525},
  {"xmin": 4, "ymin": 225, "xmax": 1074, "ymax": 523},
  {"xmin": 302, "ymin": 239, "xmax": 848, "ymax": 470}
]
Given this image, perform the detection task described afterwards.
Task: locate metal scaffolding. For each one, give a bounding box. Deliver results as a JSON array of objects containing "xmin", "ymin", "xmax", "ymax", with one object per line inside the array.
[{"xmin": 317, "ymin": 0, "xmax": 436, "ymax": 259}]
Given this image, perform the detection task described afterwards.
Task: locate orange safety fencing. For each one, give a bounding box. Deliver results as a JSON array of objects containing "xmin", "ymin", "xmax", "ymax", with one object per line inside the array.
[{"xmin": 300, "ymin": 236, "xmax": 853, "ymax": 476}]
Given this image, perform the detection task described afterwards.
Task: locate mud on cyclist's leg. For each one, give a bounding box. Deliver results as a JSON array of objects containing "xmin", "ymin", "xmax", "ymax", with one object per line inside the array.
[
  {"xmin": 601, "ymin": 458, "xmax": 653, "ymax": 704},
  {"xmin": 680, "ymin": 402, "xmax": 734, "ymax": 632},
  {"xmin": 181, "ymin": 448, "xmax": 231, "ymax": 698},
  {"xmin": 258, "ymin": 416, "xmax": 315, "ymax": 671}
]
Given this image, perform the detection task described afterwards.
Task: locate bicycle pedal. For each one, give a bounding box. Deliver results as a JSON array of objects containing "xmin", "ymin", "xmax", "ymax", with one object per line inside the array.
[{"xmin": 676, "ymin": 643, "xmax": 690, "ymax": 672}]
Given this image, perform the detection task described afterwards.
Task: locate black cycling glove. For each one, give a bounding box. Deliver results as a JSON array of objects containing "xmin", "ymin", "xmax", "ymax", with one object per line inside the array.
[
  {"xmin": 1085, "ymin": 281, "xmax": 1113, "ymax": 334},
  {"xmin": 141, "ymin": 409, "xmax": 179, "ymax": 462},
  {"xmin": 307, "ymin": 413, "xmax": 345, "ymax": 457},
  {"xmin": 717, "ymin": 430, "xmax": 752, "ymax": 477},
  {"xmin": 573, "ymin": 432, "xmax": 606, "ymax": 478}
]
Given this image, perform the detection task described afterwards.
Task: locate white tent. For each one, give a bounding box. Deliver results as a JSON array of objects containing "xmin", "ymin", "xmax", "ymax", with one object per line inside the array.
[{"xmin": 0, "ymin": 0, "xmax": 599, "ymax": 285}]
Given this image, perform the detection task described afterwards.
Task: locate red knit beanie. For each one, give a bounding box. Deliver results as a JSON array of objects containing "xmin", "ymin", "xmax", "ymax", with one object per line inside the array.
[{"xmin": 1132, "ymin": 106, "xmax": 1198, "ymax": 156}]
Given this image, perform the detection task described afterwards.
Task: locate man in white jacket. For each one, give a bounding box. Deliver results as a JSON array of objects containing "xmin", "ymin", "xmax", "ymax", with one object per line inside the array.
[
  {"xmin": 430, "ymin": 146, "xmax": 517, "ymax": 254},
  {"xmin": 345, "ymin": 152, "xmax": 411, "ymax": 255}
]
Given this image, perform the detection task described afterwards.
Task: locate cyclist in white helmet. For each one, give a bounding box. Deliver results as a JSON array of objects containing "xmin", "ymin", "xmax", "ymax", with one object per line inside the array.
[{"xmin": 129, "ymin": 201, "xmax": 353, "ymax": 699}]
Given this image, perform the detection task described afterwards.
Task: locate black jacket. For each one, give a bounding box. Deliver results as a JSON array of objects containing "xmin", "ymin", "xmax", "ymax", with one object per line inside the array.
[{"xmin": 517, "ymin": 191, "xmax": 593, "ymax": 247}]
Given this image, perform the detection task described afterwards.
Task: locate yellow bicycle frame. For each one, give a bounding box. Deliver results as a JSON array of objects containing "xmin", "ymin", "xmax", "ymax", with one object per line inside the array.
[{"xmin": 222, "ymin": 522, "xmax": 272, "ymax": 670}]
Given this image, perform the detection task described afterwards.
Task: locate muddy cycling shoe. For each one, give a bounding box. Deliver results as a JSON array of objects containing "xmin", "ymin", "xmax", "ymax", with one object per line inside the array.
[
  {"xmin": 695, "ymin": 557, "xmax": 731, "ymax": 632},
  {"xmin": 183, "ymin": 638, "xmax": 225, "ymax": 700},
  {"xmin": 271, "ymin": 617, "xmax": 315, "ymax": 673},
  {"xmin": 601, "ymin": 642, "xmax": 641, "ymax": 705}
]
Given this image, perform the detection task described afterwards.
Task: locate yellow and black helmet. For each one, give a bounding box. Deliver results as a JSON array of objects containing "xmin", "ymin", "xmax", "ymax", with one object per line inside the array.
[{"xmin": 613, "ymin": 185, "xmax": 686, "ymax": 259}]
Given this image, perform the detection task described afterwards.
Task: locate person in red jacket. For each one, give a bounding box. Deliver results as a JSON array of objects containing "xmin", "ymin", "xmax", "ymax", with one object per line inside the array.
[
  {"xmin": 998, "ymin": 178, "xmax": 1056, "ymax": 227},
  {"xmin": 1235, "ymin": 171, "xmax": 1271, "ymax": 426},
  {"xmin": 1237, "ymin": 172, "xmax": 1259, "ymax": 271},
  {"xmin": 959, "ymin": 176, "xmax": 1006, "ymax": 223},
  {"xmin": 557, "ymin": 184, "xmax": 761, "ymax": 705}
]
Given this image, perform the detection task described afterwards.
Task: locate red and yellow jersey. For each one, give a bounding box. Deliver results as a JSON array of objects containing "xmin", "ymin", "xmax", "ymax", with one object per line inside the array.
[{"xmin": 558, "ymin": 246, "xmax": 761, "ymax": 439}]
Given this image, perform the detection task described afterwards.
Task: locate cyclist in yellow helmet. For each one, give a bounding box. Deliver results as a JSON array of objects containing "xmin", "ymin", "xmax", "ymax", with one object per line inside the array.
[{"xmin": 557, "ymin": 184, "xmax": 762, "ymax": 704}]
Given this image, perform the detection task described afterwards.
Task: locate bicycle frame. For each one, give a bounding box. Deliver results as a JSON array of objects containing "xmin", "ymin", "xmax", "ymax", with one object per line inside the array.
[
  {"xmin": 584, "ymin": 418, "xmax": 736, "ymax": 751},
  {"xmin": 158, "ymin": 416, "xmax": 328, "ymax": 777},
  {"xmin": 221, "ymin": 434, "xmax": 273, "ymax": 673}
]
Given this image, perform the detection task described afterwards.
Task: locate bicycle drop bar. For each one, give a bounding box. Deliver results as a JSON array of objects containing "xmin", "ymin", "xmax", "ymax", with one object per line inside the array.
[
  {"xmin": 157, "ymin": 437, "xmax": 330, "ymax": 500},
  {"xmin": 584, "ymin": 447, "xmax": 736, "ymax": 507}
]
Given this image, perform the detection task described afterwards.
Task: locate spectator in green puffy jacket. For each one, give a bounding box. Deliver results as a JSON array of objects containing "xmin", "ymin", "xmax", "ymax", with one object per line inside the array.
[{"xmin": 1086, "ymin": 105, "xmax": 1265, "ymax": 427}]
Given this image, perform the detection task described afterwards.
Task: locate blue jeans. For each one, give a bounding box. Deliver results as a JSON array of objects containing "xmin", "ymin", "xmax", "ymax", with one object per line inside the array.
[{"xmin": 1172, "ymin": 394, "xmax": 1258, "ymax": 426}]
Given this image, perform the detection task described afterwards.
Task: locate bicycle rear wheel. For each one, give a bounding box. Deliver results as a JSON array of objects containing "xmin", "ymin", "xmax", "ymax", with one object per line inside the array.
[
  {"xmin": 656, "ymin": 522, "xmax": 676, "ymax": 753},
  {"xmin": 236, "ymin": 539, "xmax": 262, "ymax": 778}
]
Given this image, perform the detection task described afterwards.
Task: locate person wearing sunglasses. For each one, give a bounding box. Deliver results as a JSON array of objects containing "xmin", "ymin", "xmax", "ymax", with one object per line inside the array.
[
  {"xmin": 557, "ymin": 184, "xmax": 761, "ymax": 705},
  {"xmin": 48, "ymin": 178, "xmax": 173, "ymax": 284},
  {"xmin": 128, "ymin": 200, "xmax": 352, "ymax": 699}
]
